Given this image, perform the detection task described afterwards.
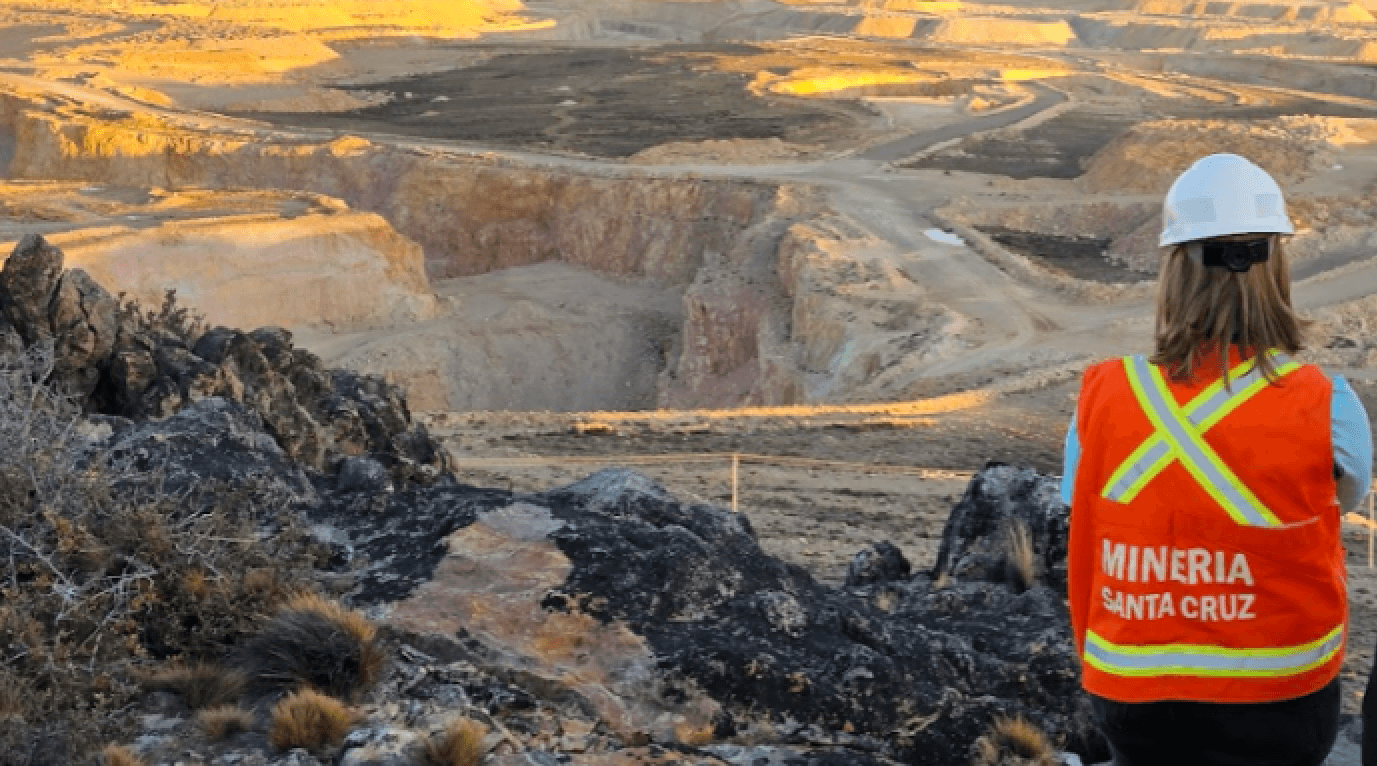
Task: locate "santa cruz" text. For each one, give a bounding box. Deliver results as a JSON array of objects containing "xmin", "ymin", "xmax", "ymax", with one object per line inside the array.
[{"xmin": 1100, "ymin": 539, "xmax": 1257, "ymax": 622}]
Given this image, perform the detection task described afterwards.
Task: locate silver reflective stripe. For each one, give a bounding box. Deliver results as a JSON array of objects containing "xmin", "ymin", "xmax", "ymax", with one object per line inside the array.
[
  {"xmin": 1128, "ymin": 356, "xmax": 1276, "ymax": 528},
  {"xmin": 1085, "ymin": 629, "xmax": 1344, "ymax": 676},
  {"xmin": 1104, "ymin": 440, "xmax": 1171, "ymax": 502},
  {"xmin": 1185, "ymin": 355, "xmax": 1289, "ymax": 429}
]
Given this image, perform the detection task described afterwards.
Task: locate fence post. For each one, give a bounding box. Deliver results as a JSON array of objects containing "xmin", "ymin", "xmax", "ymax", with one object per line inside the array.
[{"xmin": 731, "ymin": 453, "xmax": 740, "ymax": 513}]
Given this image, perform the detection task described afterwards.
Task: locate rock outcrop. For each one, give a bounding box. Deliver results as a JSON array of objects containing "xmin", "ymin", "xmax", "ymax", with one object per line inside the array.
[
  {"xmin": 339, "ymin": 468, "xmax": 1105, "ymax": 765},
  {"xmin": 933, "ymin": 462, "xmax": 1070, "ymax": 592},
  {"xmin": 0, "ymin": 234, "xmax": 448, "ymax": 483},
  {"xmin": 2, "ymin": 251, "xmax": 1104, "ymax": 764}
]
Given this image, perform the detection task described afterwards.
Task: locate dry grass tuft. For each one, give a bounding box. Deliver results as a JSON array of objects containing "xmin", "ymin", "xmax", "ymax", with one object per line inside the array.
[
  {"xmin": 269, "ymin": 688, "xmax": 353, "ymax": 753},
  {"xmin": 240, "ymin": 593, "xmax": 388, "ymax": 701},
  {"xmin": 0, "ymin": 668, "xmax": 24, "ymax": 719},
  {"xmin": 674, "ymin": 720, "xmax": 716, "ymax": 747},
  {"xmin": 423, "ymin": 718, "xmax": 490, "ymax": 766},
  {"xmin": 140, "ymin": 661, "xmax": 246, "ymax": 710},
  {"xmin": 198, "ymin": 705, "xmax": 256, "ymax": 741},
  {"xmin": 1003, "ymin": 518, "xmax": 1037, "ymax": 593},
  {"xmin": 972, "ymin": 714, "xmax": 1058, "ymax": 766},
  {"xmin": 100, "ymin": 744, "xmax": 146, "ymax": 766}
]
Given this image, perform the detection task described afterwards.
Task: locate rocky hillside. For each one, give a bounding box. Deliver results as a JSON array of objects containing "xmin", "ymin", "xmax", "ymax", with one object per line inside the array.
[{"xmin": 0, "ymin": 236, "xmax": 1106, "ymax": 765}]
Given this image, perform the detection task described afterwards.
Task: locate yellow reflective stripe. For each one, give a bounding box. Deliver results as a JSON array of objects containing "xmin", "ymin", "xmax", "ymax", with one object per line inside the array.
[
  {"xmin": 1101, "ymin": 433, "xmax": 1171, "ymax": 501},
  {"xmin": 1100, "ymin": 353, "xmax": 1283, "ymax": 502},
  {"xmin": 1125, "ymin": 360, "xmax": 1283, "ymax": 527},
  {"xmin": 1084, "ymin": 626, "xmax": 1345, "ymax": 679}
]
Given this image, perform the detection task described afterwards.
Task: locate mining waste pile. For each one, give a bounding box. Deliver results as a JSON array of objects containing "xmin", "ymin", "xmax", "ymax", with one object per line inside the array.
[{"xmin": 5, "ymin": 0, "xmax": 1377, "ymax": 763}]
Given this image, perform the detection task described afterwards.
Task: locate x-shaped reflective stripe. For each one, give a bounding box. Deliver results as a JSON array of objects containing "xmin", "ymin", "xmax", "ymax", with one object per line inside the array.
[{"xmin": 1101, "ymin": 353, "xmax": 1298, "ymax": 528}]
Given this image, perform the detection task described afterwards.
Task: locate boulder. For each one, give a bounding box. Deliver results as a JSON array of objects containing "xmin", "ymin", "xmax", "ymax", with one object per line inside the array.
[
  {"xmin": 101, "ymin": 397, "xmax": 316, "ymax": 505},
  {"xmin": 845, "ymin": 541, "xmax": 911, "ymax": 587},
  {"xmin": 0, "ymin": 234, "xmax": 64, "ymax": 346},
  {"xmin": 48, "ymin": 269, "xmax": 119, "ymax": 399},
  {"xmin": 358, "ymin": 468, "xmax": 1105, "ymax": 765},
  {"xmin": 932, "ymin": 462, "xmax": 1070, "ymax": 592}
]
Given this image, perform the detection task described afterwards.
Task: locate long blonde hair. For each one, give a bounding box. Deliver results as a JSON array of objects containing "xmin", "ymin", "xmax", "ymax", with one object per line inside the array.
[{"xmin": 1151, "ymin": 234, "xmax": 1308, "ymax": 385}]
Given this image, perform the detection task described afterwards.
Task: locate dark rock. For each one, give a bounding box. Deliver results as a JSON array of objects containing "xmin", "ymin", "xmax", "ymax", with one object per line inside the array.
[
  {"xmin": 48, "ymin": 269, "xmax": 119, "ymax": 400},
  {"xmin": 516, "ymin": 468, "xmax": 1105, "ymax": 766},
  {"xmin": 192, "ymin": 325, "xmax": 241, "ymax": 364},
  {"xmin": 101, "ymin": 397, "xmax": 316, "ymax": 505},
  {"xmin": 0, "ymin": 234, "xmax": 63, "ymax": 345},
  {"xmin": 109, "ymin": 348, "xmax": 158, "ymax": 412},
  {"xmin": 337, "ymin": 456, "xmax": 389, "ymax": 493},
  {"xmin": 932, "ymin": 462, "xmax": 1070, "ymax": 592},
  {"xmin": 845, "ymin": 542, "xmax": 911, "ymax": 587},
  {"xmin": 0, "ymin": 310, "xmax": 22, "ymax": 358},
  {"xmin": 315, "ymin": 480, "xmax": 512, "ymax": 603}
]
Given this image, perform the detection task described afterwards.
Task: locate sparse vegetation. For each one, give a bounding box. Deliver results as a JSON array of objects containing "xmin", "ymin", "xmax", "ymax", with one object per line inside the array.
[
  {"xmin": 423, "ymin": 718, "xmax": 490, "ymax": 766},
  {"xmin": 197, "ymin": 705, "xmax": 256, "ymax": 742},
  {"xmin": 1003, "ymin": 518, "xmax": 1037, "ymax": 593},
  {"xmin": 239, "ymin": 593, "xmax": 388, "ymax": 701},
  {"xmin": 116, "ymin": 289, "xmax": 206, "ymax": 348},
  {"xmin": 140, "ymin": 662, "xmax": 245, "ymax": 710},
  {"xmin": 0, "ymin": 668, "xmax": 23, "ymax": 720},
  {"xmin": 971, "ymin": 715, "xmax": 1058, "ymax": 766},
  {"xmin": 269, "ymin": 688, "xmax": 353, "ymax": 753},
  {"xmin": 0, "ymin": 342, "xmax": 314, "ymax": 761},
  {"xmin": 674, "ymin": 720, "xmax": 716, "ymax": 747},
  {"xmin": 98, "ymin": 745, "xmax": 145, "ymax": 766}
]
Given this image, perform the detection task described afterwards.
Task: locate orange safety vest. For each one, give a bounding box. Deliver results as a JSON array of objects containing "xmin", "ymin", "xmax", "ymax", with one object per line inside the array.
[{"xmin": 1068, "ymin": 348, "xmax": 1347, "ymax": 704}]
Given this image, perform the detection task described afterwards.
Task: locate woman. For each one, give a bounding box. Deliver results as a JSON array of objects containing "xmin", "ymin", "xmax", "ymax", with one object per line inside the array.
[{"xmin": 1062, "ymin": 153, "xmax": 1372, "ymax": 766}]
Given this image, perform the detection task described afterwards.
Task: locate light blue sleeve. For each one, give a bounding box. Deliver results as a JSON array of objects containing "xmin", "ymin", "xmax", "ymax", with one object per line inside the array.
[
  {"xmin": 1332, "ymin": 375, "xmax": 1373, "ymax": 512},
  {"xmin": 1061, "ymin": 410, "xmax": 1080, "ymax": 507}
]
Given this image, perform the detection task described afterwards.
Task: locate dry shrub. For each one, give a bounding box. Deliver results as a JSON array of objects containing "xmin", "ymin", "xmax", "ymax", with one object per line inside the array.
[
  {"xmin": 971, "ymin": 715, "xmax": 1058, "ymax": 766},
  {"xmin": 269, "ymin": 689, "xmax": 352, "ymax": 753},
  {"xmin": 1003, "ymin": 518, "xmax": 1037, "ymax": 593},
  {"xmin": 98, "ymin": 745, "xmax": 145, "ymax": 766},
  {"xmin": 423, "ymin": 718, "xmax": 490, "ymax": 766},
  {"xmin": 240, "ymin": 593, "xmax": 388, "ymax": 701},
  {"xmin": 139, "ymin": 661, "xmax": 245, "ymax": 710},
  {"xmin": 674, "ymin": 721, "xmax": 715, "ymax": 747},
  {"xmin": 197, "ymin": 705, "xmax": 256, "ymax": 742},
  {"xmin": 0, "ymin": 339, "xmax": 314, "ymax": 760},
  {"xmin": 116, "ymin": 289, "xmax": 205, "ymax": 348},
  {"xmin": 0, "ymin": 667, "xmax": 24, "ymax": 719}
]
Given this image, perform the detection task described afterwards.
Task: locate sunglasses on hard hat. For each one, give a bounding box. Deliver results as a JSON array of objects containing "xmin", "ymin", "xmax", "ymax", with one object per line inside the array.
[{"xmin": 1194, "ymin": 238, "xmax": 1271, "ymax": 273}]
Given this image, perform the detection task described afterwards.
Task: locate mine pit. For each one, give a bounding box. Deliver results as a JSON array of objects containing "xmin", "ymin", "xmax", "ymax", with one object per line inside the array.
[{"xmin": 7, "ymin": 2, "xmax": 1377, "ymax": 760}]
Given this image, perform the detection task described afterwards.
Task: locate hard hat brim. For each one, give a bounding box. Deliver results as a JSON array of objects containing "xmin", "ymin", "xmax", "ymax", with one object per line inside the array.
[{"xmin": 1160, "ymin": 219, "xmax": 1294, "ymax": 248}]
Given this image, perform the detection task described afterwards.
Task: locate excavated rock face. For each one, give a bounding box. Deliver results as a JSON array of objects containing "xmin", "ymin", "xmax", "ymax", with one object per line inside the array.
[
  {"xmin": 0, "ymin": 234, "xmax": 447, "ymax": 484},
  {"xmin": 933, "ymin": 462, "xmax": 1070, "ymax": 592}
]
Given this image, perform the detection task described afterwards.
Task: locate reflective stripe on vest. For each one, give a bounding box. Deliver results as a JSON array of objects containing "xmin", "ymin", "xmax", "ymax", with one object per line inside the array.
[
  {"xmin": 1101, "ymin": 353, "xmax": 1300, "ymax": 528},
  {"xmin": 1084, "ymin": 625, "xmax": 1344, "ymax": 679}
]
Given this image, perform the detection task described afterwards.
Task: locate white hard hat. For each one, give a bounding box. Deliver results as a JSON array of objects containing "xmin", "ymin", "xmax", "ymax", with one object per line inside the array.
[{"xmin": 1159, "ymin": 153, "xmax": 1294, "ymax": 247}]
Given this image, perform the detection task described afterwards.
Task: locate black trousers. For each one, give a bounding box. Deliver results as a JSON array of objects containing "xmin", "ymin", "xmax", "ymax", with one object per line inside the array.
[
  {"xmin": 1091, "ymin": 680, "xmax": 1340, "ymax": 766},
  {"xmin": 1363, "ymin": 661, "xmax": 1377, "ymax": 765}
]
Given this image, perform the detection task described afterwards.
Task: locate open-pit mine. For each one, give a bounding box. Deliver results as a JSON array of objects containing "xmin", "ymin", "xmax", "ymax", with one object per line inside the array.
[{"xmin": 6, "ymin": 0, "xmax": 1377, "ymax": 763}]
